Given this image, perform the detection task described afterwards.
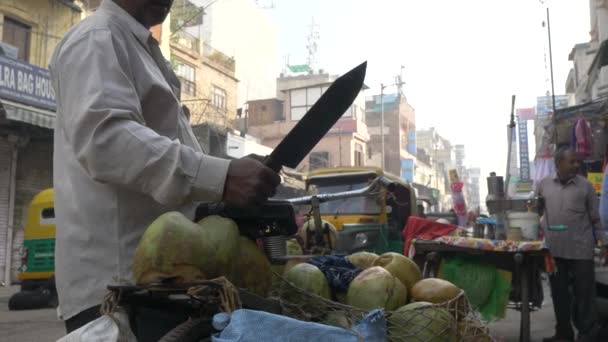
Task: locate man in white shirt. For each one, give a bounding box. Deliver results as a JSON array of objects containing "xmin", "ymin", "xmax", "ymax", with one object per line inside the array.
[{"xmin": 49, "ymin": 0, "xmax": 281, "ymax": 339}]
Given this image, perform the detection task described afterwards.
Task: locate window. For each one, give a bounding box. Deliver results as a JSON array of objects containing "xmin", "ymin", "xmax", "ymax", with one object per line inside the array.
[
  {"xmin": 289, "ymin": 86, "xmax": 331, "ymax": 121},
  {"xmin": 309, "ymin": 151, "xmax": 329, "ymax": 170},
  {"xmin": 2, "ymin": 17, "xmax": 31, "ymax": 61},
  {"xmin": 354, "ymin": 143, "xmax": 364, "ymax": 166},
  {"xmin": 172, "ymin": 58, "xmax": 196, "ymax": 96},
  {"xmin": 291, "ymin": 89, "xmax": 307, "ymax": 106},
  {"xmin": 40, "ymin": 208, "xmax": 55, "ymax": 225},
  {"xmin": 291, "ymin": 107, "xmax": 306, "ymax": 121},
  {"xmin": 309, "ymin": 180, "xmax": 381, "ymax": 215},
  {"xmin": 212, "ymin": 86, "xmax": 227, "ymax": 110},
  {"xmin": 307, "ymin": 87, "xmax": 322, "ymax": 104}
]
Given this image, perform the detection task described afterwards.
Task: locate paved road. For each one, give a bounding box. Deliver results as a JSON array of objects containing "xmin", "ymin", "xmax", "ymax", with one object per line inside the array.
[
  {"xmin": 0, "ymin": 286, "xmax": 65, "ymax": 342},
  {"xmin": 0, "ymin": 282, "xmax": 557, "ymax": 342}
]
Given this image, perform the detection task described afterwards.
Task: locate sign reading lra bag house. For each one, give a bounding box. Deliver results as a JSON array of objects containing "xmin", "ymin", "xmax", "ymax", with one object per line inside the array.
[{"xmin": 0, "ymin": 55, "xmax": 56, "ymax": 111}]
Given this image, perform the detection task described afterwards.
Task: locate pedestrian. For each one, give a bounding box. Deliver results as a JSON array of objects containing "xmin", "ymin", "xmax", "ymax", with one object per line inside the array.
[
  {"xmin": 534, "ymin": 146, "xmax": 600, "ymax": 342},
  {"xmin": 49, "ymin": 0, "xmax": 281, "ymax": 340}
]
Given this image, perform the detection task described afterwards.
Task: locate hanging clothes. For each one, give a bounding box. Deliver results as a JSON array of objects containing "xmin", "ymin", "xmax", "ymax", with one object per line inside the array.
[
  {"xmin": 533, "ymin": 158, "xmax": 556, "ymax": 189},
  {"xmin": 571, "ymin": 118, "xmax": 593, "ymax": 159}
]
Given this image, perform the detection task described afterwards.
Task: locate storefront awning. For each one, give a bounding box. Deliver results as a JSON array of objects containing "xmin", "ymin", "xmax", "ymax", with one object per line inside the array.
[
  {"xmin": 0, "ymin": 99, "xmax": 55, "ymax": 129},
  {"xmin": 554, "ymin": 99, "xmax": 607, "ymax": 121}
]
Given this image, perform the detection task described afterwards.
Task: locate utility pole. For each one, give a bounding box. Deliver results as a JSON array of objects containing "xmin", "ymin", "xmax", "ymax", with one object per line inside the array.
[
  {"xmin": 380, "ymin": 83, "xmax": 385, "ymax": 170},
  {"xmin": 338, "ymin": 127, "xmax": 343, "ymax": 166},
  {"xmin": 545, "ymin": 7, "xmax": 557, "ymax": 129}
]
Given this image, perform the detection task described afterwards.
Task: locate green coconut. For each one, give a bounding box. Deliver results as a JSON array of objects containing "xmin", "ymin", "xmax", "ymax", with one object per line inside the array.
[
  {"xmin": 391, "ymin": 302, "xmax": 455, "ymax": 342},
  {"xmin": 335, "ymin": 291, "xmax": 348, "ymax": 304},
  {"xmin": 230, "ymin": 236, "xmax": 272, "ymax": 297},
  {"xmin": 132, "ymin": 212, "xmax": 240, "ymax": 285},
  {"xmin": 287, "ymin": 239, "xmax": 304, "ymax": 255},
  {"xmin": 283, "ymin": 263, "xmax": 331, "ymax": 299},
  {"xmin": 346, "ymin": 266, "xmax": 407, "ymax": 311},
  {"xmin": 324, "ymin": 311, "xmax": 351, "ymax": 329},
  {"xmin": 347, "ymin": 252, "xmax": 379, "ymax": 270},
  {"xmin": 373, "ymin": 252, "xmax": 422, "ymax": 295}
]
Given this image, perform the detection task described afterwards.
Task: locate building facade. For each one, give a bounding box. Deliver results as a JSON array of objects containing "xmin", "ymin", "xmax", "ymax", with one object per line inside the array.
[
  {"xmin": 198, "ymin": 0, "xmax": 278, "ymax": 107},
  {"xmin": 0, "ymin": 0, "xmax": 82, "ymax": 285},
  {"xmin": 416, "ymin": 128, "xmax": 453, "ymax": 210},
  {"xmin": 247, "ymin": 71, "xmax": 369, "ymax": 172},
  {"xmin": 169, "ymin": 4, "xmax": 239, "ymax": 131},
  {"xmin": 365, "ymin": 93, "xmax": 416, "ymax": 179}
]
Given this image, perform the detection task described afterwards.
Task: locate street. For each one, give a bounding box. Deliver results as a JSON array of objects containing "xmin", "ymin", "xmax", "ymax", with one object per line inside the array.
[
  {"xmin": 0, "ymin": 286, "xmax": 64, "ymax": 342},
  {"xmin": 0, "ymin": 282, "xmax": 557, "ymax": 342}
]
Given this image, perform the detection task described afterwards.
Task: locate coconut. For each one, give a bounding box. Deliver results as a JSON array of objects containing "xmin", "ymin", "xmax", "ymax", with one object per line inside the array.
[
  {"xmin": 391, "ymin": 301, "xmax": 455, "ymax": 342},
  {"xmin": 283, "ymin": 263, "xmax": 331, "ymax": 299},
  {"xmin": 283, "ymin": 257, "xmax": 309, "ymax": 275},
  {"xmin": 287, "ymin": 239, "xmax": 303, "ymax": 255},
  {"xmin": 347, "ymin": 252, "xmax": 379, "ymax": 270},
  {"xmin": 324, "ymin": 312, "xmax": 350, "ymax": 329},
  {"xmin": 346, "ymin": 266, "xmax": 407, "ymax": 311},
  {"xmin": 373, "ymin": 252, "xmax": 422, "ymax": 294},
  {"xmin": 195, "ymin": 216, "xmax": 241, "ymax": 279},
  {"xmin": 230, "ymin": 236, "xmax": 272, "ymax": 297},
  {"xmin": 133, "ymin": 212, "xmax": 239, "ymax": 284},
  {"xmin": 411, "ymin": 278, "xmax": 461, "ymax": 304},
  {"xmin": 335, "ymin": 291, "xmax": 348, "ymax": 304}
]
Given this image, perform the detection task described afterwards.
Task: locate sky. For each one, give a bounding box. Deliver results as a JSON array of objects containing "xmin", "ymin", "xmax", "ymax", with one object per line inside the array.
[{"xmin": 259, "ymin": 0, "xmax": 590, "ymax": 203}]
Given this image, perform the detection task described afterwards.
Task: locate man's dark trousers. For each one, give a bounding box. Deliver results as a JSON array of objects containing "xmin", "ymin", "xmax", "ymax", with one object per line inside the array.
[{"xmin": 549, "ymin": 258, "xmax": 598, "ymax": 341}]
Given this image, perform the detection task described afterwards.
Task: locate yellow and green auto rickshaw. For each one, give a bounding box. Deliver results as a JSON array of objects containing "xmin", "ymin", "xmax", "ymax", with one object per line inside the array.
[
  {"xmin": 304, "ymin": 167, "xmax": 418, "ymax": 254},
  {"xmin": 9, "ymin": 188, "xmax": 57, "ymax": 310}
]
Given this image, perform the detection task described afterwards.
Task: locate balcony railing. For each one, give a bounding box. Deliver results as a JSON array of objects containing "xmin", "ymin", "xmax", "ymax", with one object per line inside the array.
[
  {"xmin": 170, "ymin": 30, "xmax": 201, "ymax": 56},
  {"xmin": 202, "ymin": 42, "xmax": 235, "ymax": 72}
]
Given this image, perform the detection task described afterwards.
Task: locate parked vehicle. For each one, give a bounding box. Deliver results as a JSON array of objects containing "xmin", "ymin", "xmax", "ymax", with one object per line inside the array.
[
  {"xmin": 9, "ymin": 188, "xmax": 57, "ymax": 310},
  {"xmin": 304, "ymin": 167, "xmax": 418, "ymax": 254}
]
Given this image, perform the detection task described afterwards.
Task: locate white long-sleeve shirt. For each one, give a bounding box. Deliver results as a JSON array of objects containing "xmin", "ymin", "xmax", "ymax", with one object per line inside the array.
[{"xmin": 49, "ymin": 0, "xmax": 230, "ymax": 319}]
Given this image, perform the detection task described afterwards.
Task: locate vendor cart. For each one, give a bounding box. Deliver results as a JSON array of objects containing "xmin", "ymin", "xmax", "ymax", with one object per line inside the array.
[{"xmin": 410, "ymin": 236, "xmax": 547, "ymax": 342}]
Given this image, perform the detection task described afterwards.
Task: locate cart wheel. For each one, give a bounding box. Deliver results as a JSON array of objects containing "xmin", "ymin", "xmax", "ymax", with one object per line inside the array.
[{"xmin": 158, "ymin": 318, "xmax": 214, "ymax": 342}]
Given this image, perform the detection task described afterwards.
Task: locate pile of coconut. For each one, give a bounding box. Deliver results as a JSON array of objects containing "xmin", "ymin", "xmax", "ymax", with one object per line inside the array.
[
  {"xmin": 131, "ymin": 212, "xmax": 486, "ymax": 340},
  {"xmin": 132, "ymin": 212, "xmax": 274, "ymax": 297}
]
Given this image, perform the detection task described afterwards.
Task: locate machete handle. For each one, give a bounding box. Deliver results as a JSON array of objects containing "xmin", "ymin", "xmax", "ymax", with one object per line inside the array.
[{"xmin": 263, "ymin": 155, "xmax": 282, "ymax": 173}]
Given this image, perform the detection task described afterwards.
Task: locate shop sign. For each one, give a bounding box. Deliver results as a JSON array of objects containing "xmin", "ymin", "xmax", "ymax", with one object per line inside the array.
[
  {"xmin": 588, "ymin": 172, "xmax": 604, "ymax": 194},
  {"xmin": 0, "ymin": 55, "xmax": 56, "ymax": 111}
]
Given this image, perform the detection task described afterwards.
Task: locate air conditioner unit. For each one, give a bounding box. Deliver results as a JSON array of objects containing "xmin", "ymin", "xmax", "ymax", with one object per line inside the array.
[{"xmin": 0, "ymin": 42, "xmax": 18, "ymax": 59}]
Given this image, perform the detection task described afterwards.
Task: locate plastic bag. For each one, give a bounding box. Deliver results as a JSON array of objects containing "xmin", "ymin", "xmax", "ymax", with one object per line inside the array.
[
  {"xmin": 211, "ymin": 309, "xmax": 387, "ymax": 342},
  {"xmin": 56, "ymin": 309, "xmax": 136, "ymax": 342}
]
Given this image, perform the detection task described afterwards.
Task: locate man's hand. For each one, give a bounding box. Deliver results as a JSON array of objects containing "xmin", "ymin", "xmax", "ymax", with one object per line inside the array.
[{"xmin": 223, "ymin": 156, "xmax": 281, "ymax": 208}]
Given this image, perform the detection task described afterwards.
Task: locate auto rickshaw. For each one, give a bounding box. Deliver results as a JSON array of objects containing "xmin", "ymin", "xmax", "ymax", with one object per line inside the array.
[
  {"xmin": 304, "ymin": 167, "xmax": 418, "ymax": 254},
  {"xmin": 9, "ymin": 188, "xmax": 57, "ymax": 310}
]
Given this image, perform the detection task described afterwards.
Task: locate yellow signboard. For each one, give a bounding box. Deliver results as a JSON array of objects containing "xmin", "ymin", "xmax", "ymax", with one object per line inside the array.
[{"xmin": 588, "ymin": 172, "xmax": 604, "ymax": 194}]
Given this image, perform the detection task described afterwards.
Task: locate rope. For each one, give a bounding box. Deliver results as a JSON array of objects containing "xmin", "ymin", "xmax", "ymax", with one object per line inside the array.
[{"xmin": 187, "ymin": 277, "xmax": 242, "ymax": 314}]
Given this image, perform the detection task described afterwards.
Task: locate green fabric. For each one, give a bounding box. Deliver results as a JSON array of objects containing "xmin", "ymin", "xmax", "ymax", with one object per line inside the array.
[{"xmin": 439, "ymin": 257, "xmax": 512, "ymax": 321}]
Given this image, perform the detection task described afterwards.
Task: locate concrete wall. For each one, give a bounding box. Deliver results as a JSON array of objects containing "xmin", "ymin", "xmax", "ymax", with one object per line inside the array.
[
  {"xmin": 0, "ymin": 0, "xmax": 81, "ymax": 68},
  {"xmin": 201, "ymin": 0, "xmax": 278, "ymax": 106},
  {"xmin": 247, "ymin": 98, "xmax": 284, "ymax": 126}
]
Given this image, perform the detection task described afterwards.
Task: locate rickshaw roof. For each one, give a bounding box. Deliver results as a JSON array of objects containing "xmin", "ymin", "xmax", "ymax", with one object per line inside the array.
[
  {"xmin": 31, "ymin": 188, "xmax": 54, "ymax": 206},
  {"xmin": 305, "ymin": 167, "xmax": 412, "ymax": 189}
]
